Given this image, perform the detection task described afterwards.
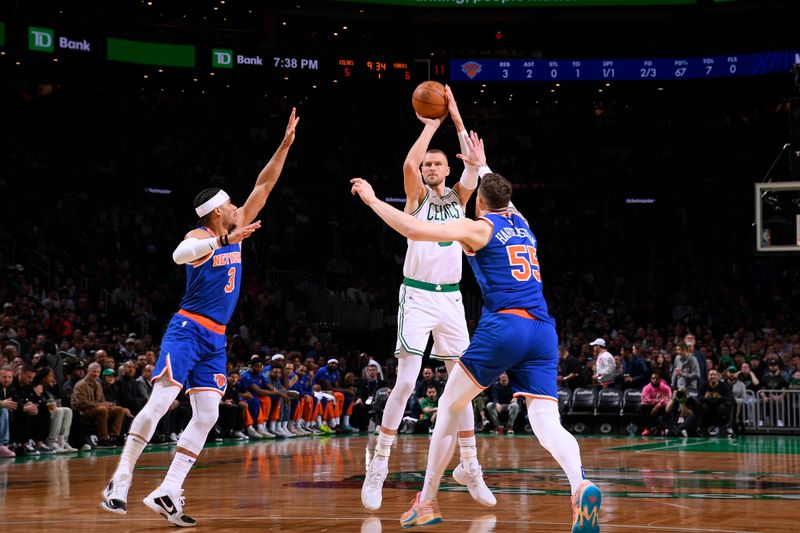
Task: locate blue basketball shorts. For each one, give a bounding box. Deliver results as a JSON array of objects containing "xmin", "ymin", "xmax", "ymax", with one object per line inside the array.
[
  {"xmin": 152, "ymin": 311, "xmax": 228, "ymax": 396},
  {"xmin": 458, "ymin": 311, "xmax": 558, "ymax": 401}
]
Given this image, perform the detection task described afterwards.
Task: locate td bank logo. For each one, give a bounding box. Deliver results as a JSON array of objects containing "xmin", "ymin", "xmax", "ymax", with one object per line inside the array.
[
  {"xmin": 29, "ymin": 26, "xmax": 54, "ymax": 52},
  {"xmin": 212, "ymin": 49, "xmax": 233, "ymax": 69}
]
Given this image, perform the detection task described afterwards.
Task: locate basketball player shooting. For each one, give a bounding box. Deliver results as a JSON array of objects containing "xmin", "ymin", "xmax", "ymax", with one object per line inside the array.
[
  {"xmin": 361, "ymin": 85, "xmax": 494, "ymax": 512},
  {"xmin": 351, "ymin": 132, "xmax": 601, "ymax": 532},
  {"xmin": 99, "ymin": 108, "xmax": 300, "ymax": 527}
]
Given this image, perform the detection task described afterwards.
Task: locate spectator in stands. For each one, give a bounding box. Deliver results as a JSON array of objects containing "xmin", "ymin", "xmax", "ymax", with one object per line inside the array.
[
  {"xmin": 414, "ymin": 366, "xmax": 442, "ymax": 399},
  {"xmin": 671, "ymin": 343, "xmax": 700, "ymax": 394},
  {"xmin": 684, "ymin": 333, "xmax": 707, "ymax": 389},
  {"xmin": 749, "ymin": 356, "xmax": 765, "ymax": 380},
  {"xmin": 487, "ymin": 373, "xmax": 521, "ymax": 434},
  {"xmin": 557, "ymin": 344, "xmax": 582, "ymax": 390},
  {"xmin": 412, "ymin": 366, "xmax": 440, "ymax": 419},
  {"xmin": 591, "ymin": 338, "xmax": 616, "ymax": 389},
  {"xmin": 652, "ymin": 352, "xmax": 671, "ymax": 384},
  {"xmin": 663, "ymin": 388, "xmax": 698, "ymax": 437},
  {"xmin": 0, "ymin": 366, "xmax": 17, "ymax": 457},
  {"xmin": 117, "ymin": 360, "xmax": 147, "ymax": 415},
  {"xmin": 759, "ymin": 356, "xmax": 789, "ymax": 427},
  {"xmin": 219, "ymin": 370, "xmax": 246, "ymax": 440},
  {"xmin": 71, "ymin": 362, "xmax": 130, "ymax": 447},
  {"xmin": 790, "ymin": 370, "xmax": 800, "ymax": 391},
  {"xmin": 101, "ymin": 368, "xmax": 121, "ymax": 404},
  {"xmin": 435, "ymin": 365, "xmax": 448, "ymax": 387},
  {"xmin": 736, "ymin": 361, "xmax": 758, "ymax": 389},
  {"xmin": 61, "ymin": 360, "xmax": 86, "ymax": 407},
  {"xmin": 640, "ymin": 372, "xmax": 672, "ymax": 436},
  {"xmin": 472, "ymin": 388, "xmax": 492, "ymax": 433},
  {"xmin": 352, "ymin": 360, "xmax": 386, "ymax": 431},
  {"xmin": 11, "ymin": 363, "xmax": 51, "ymax": 454},
  {"xmin": 697, "ymin": 369, "xmax": 734, "ymax": 437},
  {"xmin": 725, "ymin": 365, "xmax": 748, "ymax": 431},
  {"xmin": 134, "ymin": 363, "xmax": 153, "ymax": 402},
  {"xmin": 622, "ymin": 344, "xmax": 650, "ymax": 390},
  {"xmin": 35, "ymin": 366, "xmax": 77, "ymax": 452},
  {"xmin": 415, "ymin": 385, "xmax": 438, "ymax": 434}
]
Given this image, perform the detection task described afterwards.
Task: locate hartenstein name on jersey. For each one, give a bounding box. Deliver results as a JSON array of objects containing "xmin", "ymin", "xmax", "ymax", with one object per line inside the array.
[
  {"xmin": 494, "ymin": 225, "xmax": 534, "ymax": 245},
  {"xmin": 212, "ymin": 251, "xmax": 242, "ymax": 267},
  {"xmin": 427, "ymin": 201, "xmax": 461, "ymax": 221}
]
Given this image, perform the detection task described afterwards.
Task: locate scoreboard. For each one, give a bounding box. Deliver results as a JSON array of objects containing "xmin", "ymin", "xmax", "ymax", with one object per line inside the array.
[{"xmin": 449, "ymin": 50, "xmax": 800, "ymax": 82}]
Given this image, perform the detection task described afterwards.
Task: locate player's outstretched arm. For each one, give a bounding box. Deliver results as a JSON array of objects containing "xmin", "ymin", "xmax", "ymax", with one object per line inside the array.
[
  {"xmin": 447, "ymin": 86, "xmax": 479, "ymax": 208},
  {"xmin": 403, "ymin": 113, "xmax": 445, "ymax": 213},
  {"xmin": 239, "ymin": 107, "xmax": 300, "ymax": 225},
  {"xmin": 172, "ymin": 222, "xmax": 261, "ymax": 265},
  {"xmin": 351, "ymin": 177, "xmax": 491, "ymax": 251}
]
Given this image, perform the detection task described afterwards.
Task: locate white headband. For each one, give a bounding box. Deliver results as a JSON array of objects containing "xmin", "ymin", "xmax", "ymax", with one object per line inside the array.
[{"xmin": 195, "ymin": 190, "xmax": 230, "ymax": 217}]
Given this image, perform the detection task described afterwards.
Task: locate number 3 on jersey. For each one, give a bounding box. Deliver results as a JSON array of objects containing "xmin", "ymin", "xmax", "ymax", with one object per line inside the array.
[
  {"xmin": 225, "ymin": 266, "xmax": 236, "ymax": 293},
  {"xmin": 506, "ymin": 244, "xmax": 541, "ymax": 282}
]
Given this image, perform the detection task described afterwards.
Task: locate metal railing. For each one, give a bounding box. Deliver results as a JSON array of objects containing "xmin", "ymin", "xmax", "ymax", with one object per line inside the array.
[{"xmin": 739, "ymin": 389, "xmax": 800, "ymax": 434}]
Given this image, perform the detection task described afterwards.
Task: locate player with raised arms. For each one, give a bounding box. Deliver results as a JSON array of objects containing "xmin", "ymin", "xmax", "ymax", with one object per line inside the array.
[
  {"xmin": 100, "ymin": 108, "xmax": 300, "ymax": 527},
  {"xmin": 351, "ymin": 132, "xmax": 601, "ymax": 532},
  {"xmin": 361, "ymin": 85, "xmax": 494, "ymax": 512}
]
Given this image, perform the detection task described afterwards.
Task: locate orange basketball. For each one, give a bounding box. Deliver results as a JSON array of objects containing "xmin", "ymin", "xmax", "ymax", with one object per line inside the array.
[{"xmin": 412, "ymin": 81, "xmax": 448, "ymax": 119}]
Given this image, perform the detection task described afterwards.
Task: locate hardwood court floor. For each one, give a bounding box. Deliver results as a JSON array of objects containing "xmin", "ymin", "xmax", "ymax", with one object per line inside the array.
[{"xmin": 0, "ymin": 433, "xmax": 797, "ymax": 533}]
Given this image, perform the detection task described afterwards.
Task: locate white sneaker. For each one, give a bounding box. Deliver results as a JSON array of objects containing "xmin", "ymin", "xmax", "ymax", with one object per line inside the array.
[
  {"xmin": 247, "ymin": 426, "xmax": 264, "ymax": 439},
  {"xmin": 143, "ymin": 487, "xmax": 197, "ymax": 527},
  {"xmin": 58, "ymin": 437, "xmax": 78, "ymax": 452},
  {"xmin": 258, "ymin": 428, "xmax": 276, "ymax": 439},
  {"xmin": 47, "ymin": 439, "xmax": 66, "ymax": 453},
  {"xmin": 99, "ymin": 473, "xmax": 132, "ymax": 514},
  {"xmin": 452, "ymin": 461, "xmax": 496, "ymax": 507},
  {"xmin": 231, "ymin": 430, "xmax": 248, "ymax": 440},
  {"xmin": 361, "ymin": 458, "xmax": 388, "ymax": 511}
]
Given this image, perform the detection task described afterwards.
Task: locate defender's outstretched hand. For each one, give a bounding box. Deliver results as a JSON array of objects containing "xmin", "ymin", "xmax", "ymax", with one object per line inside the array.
[
  {"xmin": 228, "ymin": 221, "xmax": 261, "ymax": 244},
  {"xmin": 456, "ymin": 130, "xmax": 487, "ymax": 168},
  {"xmin": 350, "ymin": 177, "xmax": 377, "ymax": 206},
  {"xmin": 282, "ymin": 107, "xmax": 300, "ymax": 148}
]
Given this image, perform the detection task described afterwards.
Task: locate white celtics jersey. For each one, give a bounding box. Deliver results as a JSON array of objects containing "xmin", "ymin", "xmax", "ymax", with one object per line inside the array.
[{"xmin": 403, "ymin": 186, "xmax": 463, "ymax": 285}]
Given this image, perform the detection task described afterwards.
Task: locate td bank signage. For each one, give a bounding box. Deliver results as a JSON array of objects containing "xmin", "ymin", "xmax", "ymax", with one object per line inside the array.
[
  {"xmin": 29, "ymin": 26, "xmax": 91, "ymax": 53},
  {"xmin": 212, "ymin": 48, "xmax": 263, "ymax": 68}
]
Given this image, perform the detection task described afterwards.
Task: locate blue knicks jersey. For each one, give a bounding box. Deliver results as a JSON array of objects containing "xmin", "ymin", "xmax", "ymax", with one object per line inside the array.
[
  {"xmin": 466, "ymin": 212, "xmax": 555, "ymax": 326},
  {"xmin": 178, "ymin": 229, "xmax": 242, "ymax": 325}
]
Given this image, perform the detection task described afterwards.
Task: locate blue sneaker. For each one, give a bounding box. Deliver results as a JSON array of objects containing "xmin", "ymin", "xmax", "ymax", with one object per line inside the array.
[{"xmin": 571, "ymin": 481, "xmax": 601, "ymax": 533}]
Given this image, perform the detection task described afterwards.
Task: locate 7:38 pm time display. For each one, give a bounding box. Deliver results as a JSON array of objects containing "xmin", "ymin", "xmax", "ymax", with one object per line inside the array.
[{"xmin": 273, "ymin": 57, "xmax": 320, "ymax": 70}]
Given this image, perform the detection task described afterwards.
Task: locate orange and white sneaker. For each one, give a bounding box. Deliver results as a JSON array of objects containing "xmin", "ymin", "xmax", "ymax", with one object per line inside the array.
[
  {"xmin": 571, "ymin": 480, "xmax": 601, "ymax": 533},
  {"xmin": 400, "ymin": 492, "xmax": 442, "ymax": 529}
]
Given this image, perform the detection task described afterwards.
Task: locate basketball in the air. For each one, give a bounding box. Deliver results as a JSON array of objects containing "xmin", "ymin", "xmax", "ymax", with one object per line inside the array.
[{"xmin": 412, "ymin": 81, "xmax": 448, "ymax": 119}]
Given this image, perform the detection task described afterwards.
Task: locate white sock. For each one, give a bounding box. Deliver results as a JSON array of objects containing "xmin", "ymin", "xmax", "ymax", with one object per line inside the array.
[
  {"xmin": 269, "ymin": 421, "xmax": 277, "ymax": 432},
  {"xmin": 317, "ymin": 415, "xmax": 324, "ymax": 427},
  {"xmin": 420, "ymin": 365, "xmax": 482, "ymax": 502},
  {"xmin": 115, "ymin": 434, "xmax": 148, "ymax": 479},
  {"xmin": 161, "ymin": 451, "xmax": 196, "ymax": 493},
  {"xmin": 458, "ymin": 435, "xmax": 479, "ymax": 468},
  {"xmin": 343, "ymin": 415, "xmax": 351, "ymax": 427},
  {"xmin": 373, "ymin": 431, "xmax": 395, "ymax": 467},
  {"xmin": 331, "ymin": 418, "xmax": 339, "ymax": 428}
]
